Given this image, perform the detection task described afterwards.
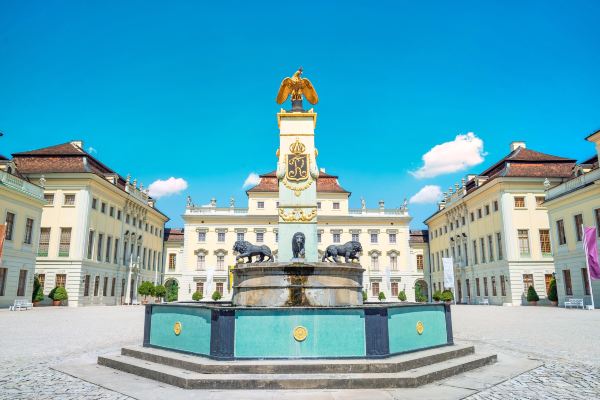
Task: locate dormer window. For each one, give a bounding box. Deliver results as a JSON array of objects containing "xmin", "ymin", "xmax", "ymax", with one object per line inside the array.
[{"xmin": 257, "ymin": 201, "xmax": 264, "ymax": 209}]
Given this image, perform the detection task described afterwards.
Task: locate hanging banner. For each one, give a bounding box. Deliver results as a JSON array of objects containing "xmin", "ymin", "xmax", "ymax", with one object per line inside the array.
[
  {"xmin": 442, "ymin": 257, "xmax": 455, "ymax": 289},
  {"xmin": 583, "ymin": 227, "xmax": 600, "ymax": 280}
]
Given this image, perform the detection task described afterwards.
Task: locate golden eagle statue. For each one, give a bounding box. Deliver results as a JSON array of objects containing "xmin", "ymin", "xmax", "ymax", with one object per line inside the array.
[{"xmin": 276, "ymin": 67, "xmax": 319, "ymax": 105}]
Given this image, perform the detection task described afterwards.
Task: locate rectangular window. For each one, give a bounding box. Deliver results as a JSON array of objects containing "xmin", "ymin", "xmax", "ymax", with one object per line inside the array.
[
  {"xmin": 470, "ymin": 212, "xmax": 474, "ymax": 222},
  {"xmin": 333, "ymin": 233, "xmax": 341, "ymax": 243},
  {"xmin": 480, "ymin": 238, "xmax": 486, "ymax": 263},
  {"xmin": 38, "ymin": 274, "xmax": 45, "ymax": 292},
  {"xmin": 317, "ymin": 202, "xmax": 321, "ymax": 209},
  {"xmin": 275, "ymin": 232, "xmax": 279, "ymax": 242},
  {"xmin": 38, "ymin": 228, "xmax": 51, "ymax": 256},
  {"xmin": 462, "ymin": 216, "xmax": 466, "ymax": 225},
  {"xmin": 582, "ymin": 268, "xmax": 591, "ymax": 296},
  {"xmin": 103, "ymin": 276, "xmax": 108, "ymax": 296},
  {"xmin": 56, "ymin": 274, "xmax": 66, "ymax": 288},
  {"xmin": 237, "ymin": 232, "xmax": 245, "ymax": 242},
  {"xmin": 58, "ymin": 228, "xmax": 71, "ymax": 257},
  {"xmin": 64, "ymin": 194, "xmax": 75, "ymax": 206},
  {"xmin": 390, "ymin": 255, "xmax": 397, "ymax": 270},
  {"xmin": 352, "ymin": 233, "xmax": 359, "ymax": 242},
  {"xmin": 218, "ymin": 232, "xmax": 225, "ymax": 242},
  {"xmin": 126, "ymin": 214, "xmax": 130, "ymax": 224},
  {"xmin": 488, "ymin": 235, "xmax": 494, "ymax": 262},
  {"xmin": 391, "ymin": 282, "xmax": 399, "ymax": 297},
  {"xmin": 256, "ymin": 232, "xmax": 264, "ymax": 242},
  {"xmin": 595, "ymin": 209, "xmax": 600, "ymax": 237},
  {"xmin": 198, "ymin": 231, "xmax": 206, "ymax": 242},
  {"xmin": 87, "ymin": 230, "xmax": 95, "ymax": 259},
  {"xmin": 111, "ymin": 277, "xmax": 116, "ymax": 296},
  {"xmin": 496, "ymin": 233, "xmax": 503, "ymax": 260},
  {"xmin": 483, "ymin": 277, "xmax": 489, "ymax": 296},
  {"xmin": 0, "ymin": 268, "xmax": 6, "ymax": 296},
  {"xmin": 17, "ymin": 270, "xmax": 28, "ymax": 296},
  {"xmin": 485, "ymin": 205, "xmax": 490, "ymax": 215},
  {"xmin": 84, "ymin": 275, "xmax": 90, "ymax": 296},
  {"xmin": 514, "ymin": 196, "xmax": 525, "ymax": 208},
  {"xmin": 491, "ymin": 276, "xmax": 497, "ymax": 296},
  {"xmin": 97, "ymin": 234, "xmax": 104, "ymax": 262},
  {"xmin": 416, "ymin": 254, "xmax": 424, "ymax": 270},
  {"xmin": 544, "ymin": 273, "xmax": 553, "ymax": 295},
  {"xmin": 117, "ymin": 210, "xmax": 122, "ymax": 220},
  {"xmin": 114, "ymin": 239, "xmax": 119, "ymax": 264},
  {"xmin": 106, "ymin": 236, "xmax": 112, "ymax": 262},
  {"xmin": 317, "ymin": 232, "xmax": 321, "ymax": 243},
  {"xmin": 388, "ymin": 233, "xmax": 396, "ymax": 243},
  {"xmin": 472, "ymin": 240, "xmax": 478, "ymax": 264},
  {"xmin": 556, "ymin": 219, "xmax": 566, "ymax": 245},
  {"xmin": 109, "ymin": 206, "xmax": 115, "ymax": 217},
  {"xmin": 522, "ymin": 274, "xmax": 534, "ymax": 294},
  {"xmin": 563, "ymin": 270, "xmax": 573, "ymax": 296},
  {"xmin": 196, "ymin": 282, "xmax": 204, "ymax": 295},
  {"xmin": 333, "ymin": 202, "xmax": 340, "ymax": 210},
  {"xmin": 217, "ymin": 255, "xmax": 225, "ymax": 269},
  {"xmin": 371, "ymin": 282, "xmax": 380, "ymax": 297},
  {"xmin": 535, "ymin": 196, "xmax": 545, "ymax": 207},
  {"xmin": 216, "ymin": 282, "xmax": 224, "ymax": 295},
  {"xmin": 539, "ymin": 229, "xmax": 551, "ymax": 255},
  {"xmin": 23, "ymin": 218, "xmax": 34, "ymax": 244},
  {"xmin": 196, "ymin": 254, "xmax": 205, "ymax": 270},
  {"xmin": 94, "ymin": 276, "xmax": 100, "ymax": 296},
  {"xmin": 101, "ymin": 202, "xmax": 106, "ymax": 213},
  {"xmin": 257, "ymin": 201, "xmax": 264, "ymax": 209},
  {"xmin": 44, "ymin": 193, "xmax": 55, "ymax": 205},
  {"xmin": 92, "ymin": 198, "xmax": 97, "ymax": 209},
  {"xmin": 371, "ymin": 256, "xmax": 379, "ymax": 270},
  {"xmin": 493, "ymin": 200, "xmax": 498, "ymax": 212},
  {"xmin": 5, "ymin": 212, "xmax": 15, "ymax": 240},
  {"xmin": 574, "ymin": 214, "xmax": 583, "ymax": 242},
  {"xmin": 500, "ymin": 275, "xmax": 507, "ymax": 296},
  {"xmin": 477, "ymin": 209, "xmax": 482, "ymax": 219},
  {"xmin": 518, "ymin": 229, "xmax": 530, "ymax": 256},
  {"xmin": 168, "ymin": 254, "xmax": 176, "ymax": 270},
  {"xmin": 476, "ymin": 278, "xmax": 480, "ymax": 296},
  {"xmin": 370, "ymin": 233, "xmax": 378, "ymax": 244}
]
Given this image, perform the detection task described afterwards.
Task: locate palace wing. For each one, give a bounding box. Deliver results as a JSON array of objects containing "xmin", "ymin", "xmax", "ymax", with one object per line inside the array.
[
  {"xmin": 301, "ymin": 78, "xmax": 319, "ymax": 104},
  {"xmin": 276, "ymin": 77, "xmax": 292, "ymax": 104}
]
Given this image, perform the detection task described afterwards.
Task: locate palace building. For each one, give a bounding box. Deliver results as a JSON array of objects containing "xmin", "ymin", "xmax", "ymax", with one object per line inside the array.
[
  {"xmin": 11, "ymin": 141, "xmax": 169, "ymax": 306},
  {"xmin": 425, "ymin": 141, "xmax": 576, "ymax": 306},
  {"xmin": 544, "ymin": 130, "xmax": 600, "ymax": 308},
  {"xmin": 0, "ymin": 156, "xmax": 45, "ymax": 307},
  {"xmin": 164, "ymin": 174, "xmax": 429, "ymax": 302}
]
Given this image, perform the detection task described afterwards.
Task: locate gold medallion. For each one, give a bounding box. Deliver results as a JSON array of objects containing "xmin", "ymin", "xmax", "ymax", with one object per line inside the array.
[
  {"xmin": 173, "ymin": 321, "xmax": 182, "ymax": 336},
  {"xmin": 416, "ymin": 321, "xmax": 424, "ymax": 335},
  {"xmin": 293, "ymin": 326, "xmax": 308, "ymax": 342}
]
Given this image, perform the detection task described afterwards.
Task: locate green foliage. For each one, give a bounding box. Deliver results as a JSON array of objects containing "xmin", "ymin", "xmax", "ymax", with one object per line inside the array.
[
  {"xmin": 165, "ymin": 280, "xmax": 179, "ymax": 302},
  {"xmin": 49, "ymin": 286, "xmax": 68, "ymax": 301},
  {"xmin": 527, "ymin": 285, "xmax": 540, "ymax": 302},
  {"xmin": 362, "ymin": 290, "xmax": 368, "ymax": 301},
  {"xmin": 32, "ymin": 275, "xmax": 44, "ymax": 302},
  {"xmin": 414, "ymin": 284, "xmax": 427, "ymax": 302},
  {"xmin": 547, "ymin": 278, "xmax": 558, "ymax": 302},
  {"xmin": 441, "ymin": 289, "xmax": 454, "ymax": 302},
  {"xmin": 432, "ymin": 290, "xmax": 443, "ymax": 302},
  {"xmin": 138, "ymin": 281, "xmax": 155, "ymax": 299},
  {"xmin": 154, "ymin": 285, "xmax": 166, "ymax": 299},
  {"xmin": 398, "ymin": 290, "xmax": 407, "ymax": 301},
  {"xmin": 192, "ymin": 291, "xmax": 203, "ymax": 301},
  {"xmin": 378, "ymin": 291, "xmax": 386, "ymax": 301},
  {"xmin": 212, "ymin": 291, "xmax": 222, "ymax": 301}
]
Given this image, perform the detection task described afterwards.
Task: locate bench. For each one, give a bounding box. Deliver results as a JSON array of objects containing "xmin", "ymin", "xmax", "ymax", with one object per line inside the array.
[
  {"xmin": 9, "ymin": 299, "xmax": 33, "ymax": 311},
  {"xmin": 564, "ymin": 298, "xmax": 585, "ymax": 309},
  {"xmin": 479, "ymin": 298, "xmax": 489, "ymax": 305}
]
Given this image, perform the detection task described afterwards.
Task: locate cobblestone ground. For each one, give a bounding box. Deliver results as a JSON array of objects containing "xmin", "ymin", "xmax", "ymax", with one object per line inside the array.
[{"xmin": 1, "ymin": 305, "xmax": 599, "ymax": 399}]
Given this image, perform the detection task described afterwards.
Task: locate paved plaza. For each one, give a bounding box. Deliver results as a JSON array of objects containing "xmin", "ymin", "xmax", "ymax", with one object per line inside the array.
[{"xmin": 0, "ymin": 305, "xmax": 599, "ymax": 399}]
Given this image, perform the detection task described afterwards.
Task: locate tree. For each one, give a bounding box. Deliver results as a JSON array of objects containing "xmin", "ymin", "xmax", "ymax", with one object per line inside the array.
[
  {"xmin": 547, "ymin": 278, "xmax": 558, "ymax": 303},
  {"xmin": 441, "ymin": 289, "xmax": 454, "ymax": 302},
  {"xmin": 138, "ymin": 281, "xmax": 155, "ymax": 300},
  {"xmin": 192, "ymin": 291, "xmax": 203, "ymax": 301},
  {"xmin": 414, "ymin": 284, "xmax": 427, "ymax": 303},
  {"xmin": 378, "ymin": 291, "xmax": 386, "ymax": 301},
  {"xmin": 432, "ymin": 290, "xmax": 442, "ymax": 302},
  {"xmin": 154, "ymin": 285, "xmax": 166, "ymax": 300},
  {"xmin": 49, "ymin": 287, "xmax": 68, "ymax": 301},
  {"xmin": 527, "ymin": 285, "xmax": 539, "ymax": 302},
  {"xmin": 398, "ymin": 290, "xmax": 407, "ymax": 302},
  {"xmin": 165, "ymin": 280, "xmax": 179, "ymax": 302},
  {"xmin": 362, "ymin": 290, "xmax": 368, "ymax": 302},
  {"xmin": 32, "ymin": 275, "xmax": 44, "ymax": 303},
  {"xmin": 212, "ymin": 291, "xmax": 222, "ymax": 301}
]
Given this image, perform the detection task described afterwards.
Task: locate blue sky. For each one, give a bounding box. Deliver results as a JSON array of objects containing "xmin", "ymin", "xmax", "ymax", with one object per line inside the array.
[{"xmin": 1, "ymin": 1, "xmax": 599, "ymax": 228}]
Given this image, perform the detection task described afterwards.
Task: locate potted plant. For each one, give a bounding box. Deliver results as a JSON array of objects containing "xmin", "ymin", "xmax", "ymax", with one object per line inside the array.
[
  {"xmin": 192, "ymin": 291, "xmax": 203, "ymax": 301},
  {"xmin": 527, "ymin": 285, "xmax": 539, "ymax": 305},
  {"xmin": 154, "ymin": 284, "xmax": 166, "ymax": 303},
  {"xmin": 441, "ymin": 289, "xmax": 454, "ymax": 304},
  {"xmin": 212, "ymin": 291, "xmax": 222, "ymax": 301},
  {"xmin": 138, "ymin": 281, "xmax": 155, "ymax": 305},
  {"xmin": 32, "ymin": 275, "xmax": 44, "ymax": 306},
  {"xmin": 432, "ymin": 290, "xmax": 442, "ymax": 302},
  {"xmin": 547, "ymin": 278, "xmax": 558, "ymax": 306},
  {"xmin": 378, "ymin": 291, "xmax": 386, "ymax": 302},
  {"xmin": 49, "ymin": 286, "xmax": 68, "ymax": 306},
  {"xmin": 398, "ymin": 290, "xmax": 407, "ymax": 302},
  {"xmin": 362, "ymin": 290, "xmax": 368, "ymax": 302}
]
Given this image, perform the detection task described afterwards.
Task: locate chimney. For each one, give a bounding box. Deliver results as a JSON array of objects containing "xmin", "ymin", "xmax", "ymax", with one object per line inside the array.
[
  {"xmin": 510, "ymin": 141, "xmax": 526, "ymax": 152},
  {"xmin": 71, "ymin": 140, "xmax": 84, "ymax": 149}
]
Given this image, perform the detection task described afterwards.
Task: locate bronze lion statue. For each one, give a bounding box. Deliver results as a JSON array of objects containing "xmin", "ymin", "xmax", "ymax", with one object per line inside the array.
[
  {"xmin": 322, "ymin": 241, "xmax": 362, "ymax": 263},
  {"xmin": 292, "ymin": 232, "xmax": 306, "ymax": 258},
  {"xmin": 233, "ymin": 240, "xmax": 274, "ymax": 263}
]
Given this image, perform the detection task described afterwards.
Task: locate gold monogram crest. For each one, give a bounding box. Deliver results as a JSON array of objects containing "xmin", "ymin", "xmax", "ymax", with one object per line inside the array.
[{"xmin": 286, "ymin": 139, "xmax": 309, "ymax": 182}]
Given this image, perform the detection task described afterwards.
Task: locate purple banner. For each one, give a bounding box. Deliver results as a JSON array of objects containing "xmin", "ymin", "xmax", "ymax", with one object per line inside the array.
[{"xmin": 584, "ymin": 227, "xmax": 600, "ymax": 280}]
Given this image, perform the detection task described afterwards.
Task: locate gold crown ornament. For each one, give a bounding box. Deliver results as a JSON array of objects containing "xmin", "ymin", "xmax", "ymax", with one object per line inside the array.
[{"xmin": 289, "ymin": 138, "xmax": 306, "ymax": 154}]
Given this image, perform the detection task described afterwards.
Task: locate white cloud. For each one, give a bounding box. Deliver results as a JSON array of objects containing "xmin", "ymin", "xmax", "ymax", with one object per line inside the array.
[
  {"xmin": 410, "ymin": 132, "xmax": 486, "ymax": 179},
  {"xmin": 242, "ymin": 172, "xmax": 261, "ymax": 189},
  {"xmin": 148, "ymin": 177, "xmax": 188, "ymax": 198},
  {"xmin": 410, "ymin": 185, "xmax": 442, "ymax": 204}
]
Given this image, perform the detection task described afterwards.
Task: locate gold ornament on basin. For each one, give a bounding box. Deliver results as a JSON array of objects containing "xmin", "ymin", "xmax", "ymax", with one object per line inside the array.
[
  {"xmin": 293, "ymin": 326, "xmax": 308, "ymax": 342},
  {"xmin": 173, "ymin": 321, "xmax": 182, "ymax": 336},
  {"xmin": 416, "ymin": 321, "xmax": 424, "ymax": 335}
]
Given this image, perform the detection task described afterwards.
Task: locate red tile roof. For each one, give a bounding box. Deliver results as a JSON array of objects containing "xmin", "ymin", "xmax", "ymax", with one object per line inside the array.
[
  {"xmin": 409, "ymin": 230, "xmax": 429, "ymax": 244},
  {"xmin": 246, "ymin": 170, "xmax": 350, "ymax": 194},
  {"xmin": 164, "ymin": 228, "xmax": 184, "ymax": 242}
]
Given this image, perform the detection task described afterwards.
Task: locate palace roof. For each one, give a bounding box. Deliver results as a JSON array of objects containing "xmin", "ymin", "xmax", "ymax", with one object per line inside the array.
[
  {"xmin": 409, "ymin": 230, "xmax": 429, "ymax": 244},
  {"xmin": 164, "ymin": 228, "xmax": 184, "ymax": 242},
  {"xmin": 246, "ymin": 170, "xmax": 350, "ymax": 195}
]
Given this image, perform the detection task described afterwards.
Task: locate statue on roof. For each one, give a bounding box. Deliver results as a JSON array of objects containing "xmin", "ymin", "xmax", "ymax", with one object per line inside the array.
[{"xmin": 276, "ymin": 67, "xmax": 318, "ymax": 111}]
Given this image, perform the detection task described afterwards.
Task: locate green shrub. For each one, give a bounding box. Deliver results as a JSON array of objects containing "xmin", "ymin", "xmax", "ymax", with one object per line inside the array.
[
  {"xmin": 138, "ymin": 281, "xmax": 155, "ymax": 300},
  {"xmin": 398, "ymin": 290, "xmax": 407, "ymax": 301},
  {"xmin": 192, "ymin": 291, "xmax": 203, "ymax": 301},
  {"xmin": 32, "ymin": 275, "xmax": 44, "ymax": 302},
  {"xmin": 362, "ymin": 290, "xmax": 368, "ymax": 301},
  {"xmin": 432, "ymin": 290, "xmax": 442, "ymax": 302},
  {"xmin": 49, "ymin": 286, "xmax": 68, "ymax": 301},
  {"xmin": 441, "ymin": 289, "xmax": 454, "ymax": 302},
  {"xmin": 154, "ymin": 285, "xmax": 166, "ymax": 299},
  {"xmin": 527, "ymin": 285, "xmax": 539, "ymax": 302},
  {"xmin": 378, "ymin": 291, "xmax": 386, "ymax": 301},
  {"xmin": 212, "ymin": 291, "xmax": 222, "ymax": 301},
  {"xmin": 166, "ymin": 280, "xmax": 179, "ymax": 302},
  {"xmin": 547, "ymin": 278, "xmax": 558, "ymax": 302},
  {"xmin": 414, "ymin": 285, "xmax": 427, "ymax": 302}
]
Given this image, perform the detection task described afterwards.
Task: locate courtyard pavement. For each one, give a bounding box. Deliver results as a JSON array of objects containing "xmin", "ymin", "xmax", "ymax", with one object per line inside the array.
[{"xmin": 0, "ymin": 305, "xmax": 598, "ymax": 399}]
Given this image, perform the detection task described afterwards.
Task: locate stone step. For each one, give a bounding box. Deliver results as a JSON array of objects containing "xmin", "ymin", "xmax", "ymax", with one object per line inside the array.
[
  {"xmin": 98, "ymin": 351, "xmax": 497, "ymax": 390},
  {"xmin": 120, "ymin": 344, "xmax": 475, "ymax": 374}
]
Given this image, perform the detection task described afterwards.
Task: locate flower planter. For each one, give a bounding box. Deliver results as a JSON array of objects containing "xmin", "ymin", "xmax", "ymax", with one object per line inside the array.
[
  {"xmin": 528, "ymin": 301, "xmax": 537, "ymax": 306},
  {"xmin": 52, "ymin": 300, "xmax": 61, "ymax": 306},
  {"xmin": 142, "ymin": 299, "xmax": 149, "ymax": 305},
  {"xmin": 550, "ymin": 300, "xmax": 558, "ymax": 306},
  {"xmin": 33, "ymin": 301, "xmax": 41, "ymax": 307}
]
